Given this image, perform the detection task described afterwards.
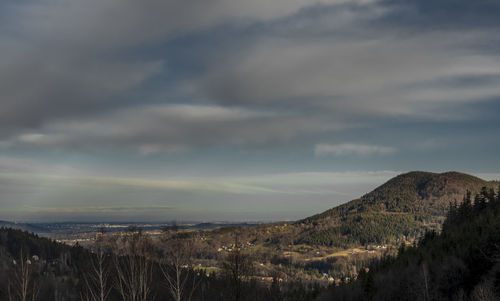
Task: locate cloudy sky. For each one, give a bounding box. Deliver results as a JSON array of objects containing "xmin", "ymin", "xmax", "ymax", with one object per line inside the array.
[{"xmin": 1, "ymin": 0, "xmax": 499, "ymax": 222}]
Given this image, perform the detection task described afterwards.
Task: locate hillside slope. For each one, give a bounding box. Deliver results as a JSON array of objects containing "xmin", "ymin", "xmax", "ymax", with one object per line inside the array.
[{"xmin": 294, "ymin": 171, "xmax": 497, "ymax": 246}]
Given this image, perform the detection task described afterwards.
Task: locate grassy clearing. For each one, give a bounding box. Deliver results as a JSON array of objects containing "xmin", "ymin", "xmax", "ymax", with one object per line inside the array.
[
  {"xmin": 195, "ymin": 266, "xmax": 221, "ymax": 274},
  {"xmin": 305, "ymin": 248, "xmax": 369, "ymax": 261}
]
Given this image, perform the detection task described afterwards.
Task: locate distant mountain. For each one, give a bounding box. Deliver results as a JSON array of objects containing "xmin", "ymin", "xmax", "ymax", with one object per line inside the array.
[
  {"xmin": 0, "ymin": 220, "xmax": 47, "ymax": 233},
  {"xmin": 295, "ymin": 171, "xmax": 498, "ymax": 246}
]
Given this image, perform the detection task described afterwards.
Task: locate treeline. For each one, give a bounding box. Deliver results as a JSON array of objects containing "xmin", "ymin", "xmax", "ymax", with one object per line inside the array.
[
  {"xmin": 319, "ymin": 186, "xmax": 500, "ymax": 300},
  {"xmin": 0, "ymin": 227, "xmax": 321, "ymax": 300},
  {"xmin": 0, "ymin": 228, "xmax": 87, "ymax": 299},
  {"xmin": 300, "ymin": 212, "xmax": 429, "ymax": 247}
]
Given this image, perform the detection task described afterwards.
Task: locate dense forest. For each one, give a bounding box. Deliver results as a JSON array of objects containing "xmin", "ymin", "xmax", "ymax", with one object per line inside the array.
[{"xmin": 319, "ymin": 186, "xmax": 500, "ymax": 300}]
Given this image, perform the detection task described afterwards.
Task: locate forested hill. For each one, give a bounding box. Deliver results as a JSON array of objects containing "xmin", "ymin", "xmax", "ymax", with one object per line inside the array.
[
  {"xmin": 305, "ymin": 171, "xmax": 494, "ymax": 221},
  {"xmin": 295, "ymin": 171, "xmax": 498, "ymax": 246},
  {"xmin": 319, "ymin": 182, "xmax": 500, "ymax": 300},
  {"xmin": 0, "ymin": 220, "xmax": 46, "ymax": 233},
  {"xmin": 0, "ymin": 227, "xmax": 89, "ymax": 299}
]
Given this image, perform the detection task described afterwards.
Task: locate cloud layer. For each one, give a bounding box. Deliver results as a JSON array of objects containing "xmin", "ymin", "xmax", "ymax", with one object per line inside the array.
[
  {"xmin": 0, "ymin": 158, "xmax": 400, "ymax": 221},
  {"xmin": 1, "ymin": 0, "xmax": 500, "ymax": 220},
  {"xmin": 1, "ymin": 0, "xmax": 499, "ymax": 154},
  {"xmin": 315, "ymin": 143, "xmax": 396, "ymax": 156}
]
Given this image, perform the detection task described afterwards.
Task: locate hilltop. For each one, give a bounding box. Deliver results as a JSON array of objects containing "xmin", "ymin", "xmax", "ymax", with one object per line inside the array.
[
  {"xmin": 296, "ymin": 171, "xmax": 497, "ymax": 246},
  {"xmin": 306, "ymin": 171, "xmax": 493, "ymax": 220}
]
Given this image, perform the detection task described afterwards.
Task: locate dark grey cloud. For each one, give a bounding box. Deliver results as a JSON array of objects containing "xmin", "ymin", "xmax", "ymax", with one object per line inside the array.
[
  {"xmin": 0, "ymin": 52, "xmax": 163, "ymax": 128},
  {"xmin": 0, "ymin": 0, "xmax": 499, "ymax": 155},
  {"xmin": 0, "ymin": 0, "xmax": 370, "ymax": 147},
  {"xmin": 1, "ymin": 0, "xmax": 500, "ymax": 221},
  {"xmin": 186, "ymin": 1, "xmax": 500, "ymax": 123},
  {"xmin": 378, "ymin": 0, "xmax": 500, "ymax": 29},
  {"xmin": 0, "ymin": 2, "xmax": 167, "ymax": 131}
]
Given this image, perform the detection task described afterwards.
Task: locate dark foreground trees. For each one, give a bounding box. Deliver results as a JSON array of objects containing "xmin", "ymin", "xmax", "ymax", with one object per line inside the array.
[
  {"xmin": 222, "ymin": 234, "xmax": 254, "ymax": 301},
  {"xmin": 7, "ymin": 249, "xmax": 41, "ymax": 301},
  {"xmin": 112, "ymin": 228, "xmax": 155, "ymax": 301},
  {"xmin": 81, "ymin": 230, "xmax": 112, "ymax": 301},
  {"xmin": 0, "ymin": 226, "xmax": 320, "ymax": 301},
  {"xmin": 160, "ymin": 226, "xmax": 201, "ymax": 301}
]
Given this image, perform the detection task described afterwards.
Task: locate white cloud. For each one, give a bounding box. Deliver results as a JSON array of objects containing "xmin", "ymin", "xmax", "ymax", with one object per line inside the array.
[
  {"xmin": 315, "ymin": 143, "xmax": 396, "ymax": 156},
  {"xmin": 1, "ymin": 104, "xmax": 354, "ymax": 153}
]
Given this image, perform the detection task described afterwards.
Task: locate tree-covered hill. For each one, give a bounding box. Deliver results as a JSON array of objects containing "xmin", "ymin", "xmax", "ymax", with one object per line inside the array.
[
  {"xmin": 0, "ymin": 221, "xmax": 48, "ymax": 234},
  {"xmin": 0, "ymin": 228, "xmax": 88, "ymax": 300},
  {"xmin": 319, "ymin": 185, "xmax": 500, "ymax": 300},
  {"xmin": 294, "ymin": 171, "xmax": 497, "ymax": 246},
  {"xmin": 305, "ymin": 171, "xmax": 494, "ymax": 220}
]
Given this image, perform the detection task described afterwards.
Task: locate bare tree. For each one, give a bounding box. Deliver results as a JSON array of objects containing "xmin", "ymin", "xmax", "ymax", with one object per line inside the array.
[
  {"xmin": 222, "ymin": 233, "xmax": 254, "ymax": 301},
  {"xmin": 470, "ymin": 281, "xmax": 496, "ymax": 301},
  {"xmin": 113, "ymin": 227, "xmax": 154, "ymax": 301},
  {"xmin": 7, "ymin": 249, "xmax": 40, "ymax": 301},
  {"xmin": 421, "ymin": 263, "xmax": 430, "ymax": 301},
  {"xmin": 160, "ymin": 224, "xmax": 201, "ymax": 301},
  {"xmin": 82, "ymin": 229, "xmax": 112, "ymax": 301}
]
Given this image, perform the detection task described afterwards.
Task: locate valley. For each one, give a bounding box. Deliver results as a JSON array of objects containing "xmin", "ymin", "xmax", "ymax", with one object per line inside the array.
[{"xmin": 3, "ymin": 171, "xmax": 496, "ymax": 287}]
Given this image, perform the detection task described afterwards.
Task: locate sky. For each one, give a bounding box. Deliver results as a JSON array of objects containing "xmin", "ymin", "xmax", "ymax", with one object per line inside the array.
[{"xmin": 0, "ymin": 0, "xmax": 499, "ymax": 222}]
